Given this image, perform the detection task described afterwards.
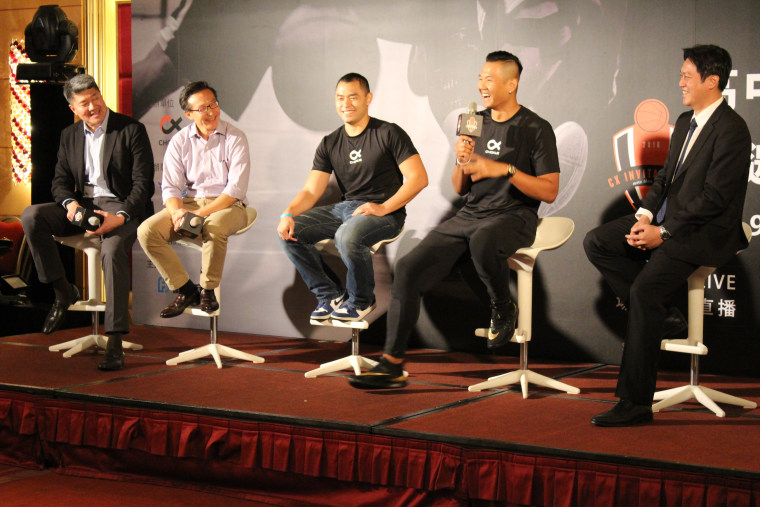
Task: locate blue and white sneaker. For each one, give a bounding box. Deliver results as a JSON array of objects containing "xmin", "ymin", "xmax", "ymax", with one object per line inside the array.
[
  {"xmin": 331, "ymin": 301, "xmax": 376, "ymax": 322},
  {"xmin": 310, "ymin": 293, "xmax": 346, "ymax": 321}
]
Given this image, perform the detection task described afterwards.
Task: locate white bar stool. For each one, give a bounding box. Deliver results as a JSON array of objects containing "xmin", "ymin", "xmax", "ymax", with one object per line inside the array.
[
  {"xmin": 49, "ymin": 233, "xmax": 143, "ymax": 357},
  {"xmin": 305, "ymin": 228, "xmax": 404, "ymax": 378},
  {"xmin": 468, "ymin": 217, "xmax": 580, "ymax": 398},
  {"xmin": 165, "ymin": 206, "xmax": 265, "ymax": 369},
  {"xmin": 652, "ymin": 223, "xmax": 756, "ymax": 417}
]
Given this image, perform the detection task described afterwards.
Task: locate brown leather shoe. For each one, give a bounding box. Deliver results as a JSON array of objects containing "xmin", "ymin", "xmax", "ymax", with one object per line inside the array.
[
  {"xmin": 160, "ymin": 290, "xmax": 200, "ymax": 318},
  {"xmin": 199, "ymin": 289, "xmax": 219, "ymax": 313}
]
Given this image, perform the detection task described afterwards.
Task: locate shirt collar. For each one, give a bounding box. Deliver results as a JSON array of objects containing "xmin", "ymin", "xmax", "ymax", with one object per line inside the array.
[
  {"xmin": 190, "ymin": 120, "xmax": 227, "ymax": 139},
  {"xmin": 692, "ymin": 96, "xmax": 723, "ymax": 127},
  {"xmin": 83, "ymin": 109, "xmax": 109, "ymax": 135}
]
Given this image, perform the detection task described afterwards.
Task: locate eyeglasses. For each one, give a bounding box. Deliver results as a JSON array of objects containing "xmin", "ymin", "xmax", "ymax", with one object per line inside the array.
[{"xmin": 187, "ymin": 101, "xmax": 219, "ymax": 114}]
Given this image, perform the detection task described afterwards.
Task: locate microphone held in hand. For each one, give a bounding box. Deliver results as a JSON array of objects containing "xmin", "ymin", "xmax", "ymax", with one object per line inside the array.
[
  {"xmin": 177, "ymin": 212, "xmax": 205, "ymax": 239},
  {"xmin": 456, "ymin": 102, "xmax": 483, "ymax": 138},
  {"xmin": 72, "ymin": 207, "xmax": 101, "ymax": 231}
]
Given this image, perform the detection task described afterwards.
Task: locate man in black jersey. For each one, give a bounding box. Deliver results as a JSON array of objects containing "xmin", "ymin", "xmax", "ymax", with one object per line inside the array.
[
  {"xmin": 278, "ymin": 73, "xmax": 428, "ymax": 322},
  {"xmin": 349, "ymin": 51, "xmax": 560, "ymax": 389}
]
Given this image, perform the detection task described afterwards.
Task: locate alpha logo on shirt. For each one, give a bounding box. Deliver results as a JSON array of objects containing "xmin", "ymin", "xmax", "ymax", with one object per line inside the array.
[
  {"xmin": 349, "ymin": 149, "xmax": 363, "ymax": 164},
  {"xmin": 485, "ymin": 139, "xmax": 501, "ymax": 155}
]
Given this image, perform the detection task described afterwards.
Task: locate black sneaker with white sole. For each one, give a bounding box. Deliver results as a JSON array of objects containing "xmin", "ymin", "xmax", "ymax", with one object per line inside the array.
[
  {"xmin": 348, "ymin": 357, "xmax": 408, "ymax": 389},
  {"xmin": 487, "ymin": 300, "xmax": 518, "ymax": 349}
]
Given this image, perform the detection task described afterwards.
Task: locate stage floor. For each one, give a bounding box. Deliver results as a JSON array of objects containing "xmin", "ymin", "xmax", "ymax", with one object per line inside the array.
[{"xmin": 1, "ymin": 324, "xmax": 759, "ymax": 480}]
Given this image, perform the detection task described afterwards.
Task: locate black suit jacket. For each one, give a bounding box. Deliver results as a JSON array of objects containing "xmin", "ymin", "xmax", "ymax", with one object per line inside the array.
[
  {"xmin": 51, "ymin": 110, "xmax": 155, "ymax": 220},
  {"xmin": 641, "ymin": 101, "xmax": 751, "ymax": 267}
]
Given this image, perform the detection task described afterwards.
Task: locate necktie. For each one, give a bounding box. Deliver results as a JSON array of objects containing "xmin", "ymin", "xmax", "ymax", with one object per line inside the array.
[{"xmin": 656, "ymin": 118, "xmax": 698, "ymax": 224}]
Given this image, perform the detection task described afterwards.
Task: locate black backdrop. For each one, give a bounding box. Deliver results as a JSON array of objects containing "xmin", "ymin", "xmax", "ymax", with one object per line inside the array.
[{"xmin": 130, "ymin": 0, "xmax": 760, "ymax": 376}]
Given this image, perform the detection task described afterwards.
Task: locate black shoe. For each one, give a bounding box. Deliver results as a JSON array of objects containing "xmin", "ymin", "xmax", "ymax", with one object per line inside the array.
[
  {"xmin": 98, "ymin": 334, "xmax": 125, "ymax": 371},
  {"xmin": 160, "ymin": 288, "xmax": 201, "ymax": 318},
  {"xmin": 42, "ymin": 284, "xmax": 80, "ymax": 334},
  {"xmin": 348, "ymin": 357, "xmax": 408, "ymax": 389},
  {"xmin": 662, "ymin": 307, "xmax": 687, "ymax": 339},
  {"xmin": 591, "ymin": 399, "xmax": 653, "ymax": 427},
  {"xmin": 487, "ymin": 301, "xmax": 518, "ymax": 349},
  {"xmin": 199, "ymin": 289, "xmax": 219, "ymax": 313}
]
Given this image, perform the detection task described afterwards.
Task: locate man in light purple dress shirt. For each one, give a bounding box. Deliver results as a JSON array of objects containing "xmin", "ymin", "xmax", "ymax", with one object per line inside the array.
[{"xmin": 137, "ymin": 81, "xmax": 250, "ymax": 317}]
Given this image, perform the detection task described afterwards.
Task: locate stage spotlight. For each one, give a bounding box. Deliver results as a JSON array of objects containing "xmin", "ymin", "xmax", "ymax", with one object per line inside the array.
[{"xmin": 16, "ymin": 5, "xmax": 82, "ymax": 82}]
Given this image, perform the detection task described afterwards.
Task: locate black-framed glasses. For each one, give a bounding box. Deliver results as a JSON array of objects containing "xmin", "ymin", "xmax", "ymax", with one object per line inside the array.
[{"xmin": 187, "ymin": 101, "xmax": 219, "ymax": 114}]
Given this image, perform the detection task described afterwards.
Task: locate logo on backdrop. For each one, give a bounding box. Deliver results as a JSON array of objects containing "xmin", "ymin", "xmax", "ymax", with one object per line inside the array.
[
  {"xmin": 610, "ymin": 99, "xmax": 673, "ymax": 209},
  {"xmin": 160, "ymin": 115, "xmax": 183, "ymax": 135}
]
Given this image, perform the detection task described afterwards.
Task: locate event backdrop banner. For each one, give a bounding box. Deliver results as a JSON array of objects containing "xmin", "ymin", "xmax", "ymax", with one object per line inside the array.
[{"xmin": 131, "ymin": 0, "xmax": 760, "ymax": 374}]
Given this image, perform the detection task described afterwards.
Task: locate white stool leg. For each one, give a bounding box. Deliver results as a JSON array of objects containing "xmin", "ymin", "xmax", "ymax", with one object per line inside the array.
[{"xmin": 305, "ymin": 327, "xmax": 379, "ymax": 378}]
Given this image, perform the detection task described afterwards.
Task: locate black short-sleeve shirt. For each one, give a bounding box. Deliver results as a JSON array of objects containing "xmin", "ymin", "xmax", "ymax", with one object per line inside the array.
[
  {"xmin": 461, "ymin": 107, "xmax": 560, "ymax": 218},
  {"xmin": 312, "ymin": 117, "xmax": 419, "ymax": 204}
]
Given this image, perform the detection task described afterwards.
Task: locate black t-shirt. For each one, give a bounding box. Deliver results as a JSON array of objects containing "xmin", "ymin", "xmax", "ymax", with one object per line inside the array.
[
  {"xmin": 312, "ymin": 117, "xmax": 419, "ymax": 204},
  {"xmin": 460, "ymin": 107, "xmax": 560, "ymax": 218}
]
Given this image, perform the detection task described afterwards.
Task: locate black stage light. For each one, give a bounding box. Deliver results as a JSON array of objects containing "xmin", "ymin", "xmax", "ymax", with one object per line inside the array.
[{"xmin": 16, "ymin": 5, "xmax": 82, "ymax": 82}]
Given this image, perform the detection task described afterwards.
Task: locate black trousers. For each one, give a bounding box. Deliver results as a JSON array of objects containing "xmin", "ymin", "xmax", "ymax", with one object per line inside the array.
[
  {"xmin": 583, "ymin": 214, "xmax": 697, "ymax": 405},
  {"xmin": 21, "ymin": 197, "xmax": 139, "ymax": 335},
  {"xmin": 384, "ymin": 209, "xmax": 537, "ymax": 358}
]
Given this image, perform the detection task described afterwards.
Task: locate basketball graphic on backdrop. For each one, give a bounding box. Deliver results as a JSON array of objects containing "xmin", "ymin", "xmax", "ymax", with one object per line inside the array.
[{"xmin": 634, "ymin": 99, "xmax": 669, "ymax": 132}]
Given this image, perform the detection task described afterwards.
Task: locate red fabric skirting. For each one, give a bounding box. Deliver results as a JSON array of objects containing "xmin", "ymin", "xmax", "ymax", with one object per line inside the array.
[{"xmin": 1, "ymin": 391, "xmax": 758, "ymax": 506}]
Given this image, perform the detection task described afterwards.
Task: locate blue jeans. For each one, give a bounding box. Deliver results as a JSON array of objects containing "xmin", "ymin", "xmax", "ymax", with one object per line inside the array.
[{"xmin": 280, "ymin": 200, "xmax": 404, "ymax": 309}]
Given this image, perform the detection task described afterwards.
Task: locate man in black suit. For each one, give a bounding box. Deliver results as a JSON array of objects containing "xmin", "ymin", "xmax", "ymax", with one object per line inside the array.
[
  {"xmin": 21, "ymin": 74, "xmax": 154, "ymax": 371},
  {"xmin": 584, "ymin": 45, "xmax": 751, "ymax": 426}
]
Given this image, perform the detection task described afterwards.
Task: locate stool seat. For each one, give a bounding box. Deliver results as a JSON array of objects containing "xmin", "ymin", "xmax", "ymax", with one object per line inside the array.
[
  {"xmin": 49, "ymin": 233, "xmax": 143, "ymax": 357},
  {"xmin": 468, "ymin": 217, "xmax": 580, "ymax": 398},
  {"xmin": 164, "ymin": 206, "xmax": 265, "ymax": 368},
  {"xmin": 305, "ymin": 227, "xmax": 403, "ymax": 378},
  {"xmin": 652, "ymin": 239, "xmax": 757, "ymax": 417}
]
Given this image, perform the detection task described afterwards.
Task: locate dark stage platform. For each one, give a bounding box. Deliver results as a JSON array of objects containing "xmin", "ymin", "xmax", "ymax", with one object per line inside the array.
[{"xmin": 1, "ymin": 325, "xmax": 759, "ymax": 505}]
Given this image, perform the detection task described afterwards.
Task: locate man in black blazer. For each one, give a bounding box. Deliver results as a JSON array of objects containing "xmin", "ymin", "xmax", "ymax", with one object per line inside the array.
[
  {"xmin": 584, "ymin": 45, "xmax": 751, "ymax": 426},
  {"xmin": 21, "ymin": 74, "xmax": 154, "ymax": 371}
]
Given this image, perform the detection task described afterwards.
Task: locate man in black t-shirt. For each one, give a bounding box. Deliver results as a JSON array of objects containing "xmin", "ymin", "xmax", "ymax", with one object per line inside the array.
[
  {"xmin": 278, "ymin": 73, "xmax": 428, "ymax": 322},
  {"xmin": 349, "ymin": 51, "xmax": 560, "ymax": 389}
]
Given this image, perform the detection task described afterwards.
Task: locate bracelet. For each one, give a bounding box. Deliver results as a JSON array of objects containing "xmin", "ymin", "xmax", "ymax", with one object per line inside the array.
[
  {"xmin": 456, "ymin": 157, "xmax": 471, "ymax": 166},
  {"xmin": 280, "ymin": 213, "xmax": 293, "ymax": 219}
]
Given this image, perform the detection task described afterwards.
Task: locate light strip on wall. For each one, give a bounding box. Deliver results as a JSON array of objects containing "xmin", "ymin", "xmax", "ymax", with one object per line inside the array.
[{"xmin": 8, "ymin": 39, "xmax": 32, "ymax": 185}]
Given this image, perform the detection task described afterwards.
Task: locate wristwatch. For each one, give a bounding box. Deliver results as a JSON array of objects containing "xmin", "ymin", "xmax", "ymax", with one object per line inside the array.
[
  {"xmin": 506, "ymin": 164, "xmax": 516, "ymax": 178},
  {"xmin": 659, "ymin": 225, "xmax": 671, "ymax": 241}
]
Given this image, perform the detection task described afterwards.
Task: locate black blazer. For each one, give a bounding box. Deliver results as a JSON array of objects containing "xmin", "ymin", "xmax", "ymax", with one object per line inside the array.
[
  {"xmin": 51, "ymin": 110, "xmax": 155, "ymax": 220},
  {"xmin": 642, "ymin": 101, "xmax": 751, "ymax": 267}
]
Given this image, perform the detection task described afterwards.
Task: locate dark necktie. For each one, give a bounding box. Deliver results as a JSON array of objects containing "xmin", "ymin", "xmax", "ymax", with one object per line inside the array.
[{"xmin": 656, "ymin": 118, "xmax": 698, "ymax": 224}]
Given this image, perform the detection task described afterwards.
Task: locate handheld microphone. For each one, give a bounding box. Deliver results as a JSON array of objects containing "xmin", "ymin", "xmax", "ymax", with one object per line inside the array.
[
  {"xmin": 456, "ymin": 102, "xmax": 483, "ymax": 138},
  {"xmin": 177, "ymin": 212, "xmax": 205, "ymax": 239},
  {"xmin": 72, "ymin": 207, "xmax": 101, "ymax": 231}
]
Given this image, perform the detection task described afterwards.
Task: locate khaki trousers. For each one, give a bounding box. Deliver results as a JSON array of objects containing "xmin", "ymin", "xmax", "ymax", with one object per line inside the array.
[{"xmin": 137, "ymin": 197, "xmax": 248, "ymax": 290}]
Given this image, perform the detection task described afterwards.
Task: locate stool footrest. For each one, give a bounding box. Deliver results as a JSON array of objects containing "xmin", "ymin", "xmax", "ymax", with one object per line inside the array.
[
  {"xmin": 310, "ymin": 319, "xmax": 368, "ymax": 330},
  {"xmin": 68, "ymin": 300, "xmax": 106, "ymax": 312},
  {"xmin": 474, "ymin": 328, "xmax": 527, "ymax": 344},
  {"xmin": 660, "ymin": 338, "xmax": 708, "ymax": 355}
]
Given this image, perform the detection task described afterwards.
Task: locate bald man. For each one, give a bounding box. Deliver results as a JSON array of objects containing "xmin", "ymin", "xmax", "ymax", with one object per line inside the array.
[{"xmin": 349, "ymin": 50, "xmax": 560, "ymax": 389}]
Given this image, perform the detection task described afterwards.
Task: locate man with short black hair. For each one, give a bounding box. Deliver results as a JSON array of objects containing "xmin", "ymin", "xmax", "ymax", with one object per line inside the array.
[
  {"xmin": 21, "ymin": 73, "xmax": 154, "ymax": 371},
  {"xmin": 348, "ymin": 51, "xmax": 560, "ymax": 389},
  {"xmin": 138, "ymin": 81, "xmax": 250, "ymax": 318},
  {"xmin": 278, "ymin": 72, "xmax": 428, "ymax": 322},
  {"xmin": 584, "ymin": 45, "xmax": 751, "ymax": 426}
]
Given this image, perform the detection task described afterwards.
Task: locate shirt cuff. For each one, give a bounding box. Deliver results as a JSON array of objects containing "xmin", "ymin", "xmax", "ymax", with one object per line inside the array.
[{"xmin": 635, "ymin": 208, "xmax": 653, "ymax": 223}]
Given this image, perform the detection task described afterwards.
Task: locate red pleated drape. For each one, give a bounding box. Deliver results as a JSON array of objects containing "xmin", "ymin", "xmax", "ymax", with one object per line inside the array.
[{"xmin": 2, "ymin": 391, "xmax": 759, "ymax": 506}]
